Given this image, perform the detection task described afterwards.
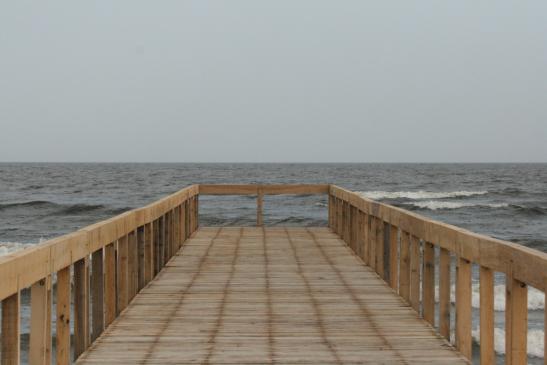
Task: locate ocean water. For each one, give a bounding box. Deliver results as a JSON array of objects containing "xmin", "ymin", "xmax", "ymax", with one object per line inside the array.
[{"xmin": 1, "ymin": 162, "xmax": 546, "ymax": 364}]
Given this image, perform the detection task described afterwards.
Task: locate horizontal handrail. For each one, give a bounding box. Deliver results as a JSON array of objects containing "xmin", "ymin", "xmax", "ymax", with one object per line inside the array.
[{"xmin": 199, "ymin": 184, "xmax": 329, "ymax": 195}]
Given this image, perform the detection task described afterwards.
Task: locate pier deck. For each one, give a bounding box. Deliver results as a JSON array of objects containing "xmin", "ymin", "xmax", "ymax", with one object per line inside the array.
[{"xmin": 77, "ymin": 227, "xmax": 466, "ymax": 364}]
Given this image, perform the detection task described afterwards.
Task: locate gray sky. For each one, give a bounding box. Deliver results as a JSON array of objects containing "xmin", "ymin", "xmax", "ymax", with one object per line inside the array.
[{"xmin": 1, "ymin": 1, "xmax": 546, "ymax": 162}]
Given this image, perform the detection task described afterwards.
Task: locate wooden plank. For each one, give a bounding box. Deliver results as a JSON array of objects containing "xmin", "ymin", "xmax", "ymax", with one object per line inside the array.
[
  {"xmin": 153, "ymin": 218, "xmax": 160, "ymax": 275},
  {"xmin": 257, "ymin": 188, "xmax": 263, "ymax": 226},
  {"xmin": 369, "ymin": 217, "xmax": 377, "ymax": 271},
  {"xmin": 103, "ymin": 242, "xmax": 116, "ymax": 327},
  {"xmin": 117, "ymin": 236, "xmax": 128, "ymax": 313},
  {"xmin": 91, "ymin": 248, "xmax": 104, "ymax": 342},
  {"xmin": 455, "ymin": 257, "xmax": 472, "ymax": 360},
  {"xmin": 422, "ymin": 242, "xmax": 435, "ymax": 326},
  {"xmin": 137, "ymin": 226, "xmax": 145, "ymax": 290},
  {"xmin": 144, "ymin": 223, "xmax": 152, "ymax": 283},
  {"xmin": 56, "ymin": 266, "xmax": 70, "ymax": 365},
  {"xmin": 363, "ymin": 212, "xmax": 370, "ymax": 265},
  {"xmin": 376, "ymin": 219, "xmax": 385, "ymax": 279},
  {"xmin": 389, "ymin": 225, "xmax": 398, "ymax": 289},
  {"xmin": 30, "ymin": 276, "xmax": 52, "ymax": 365},
  {"xmin": 439, "ymin": 248, "xmax": 451, "ymax": 340},
  {"xmin": 409, "ymin": 236, "xmax": 421, "ymax": 312},
  {"xmin": 1, "ymin": 292, "xmax": 20, "ymax": 365},
  {"xmin": 399, "ymin": 231, "xmax": 410, "ymax": 302},
  {"xmin": 480, "ymin": 266, "xmax": 494, "ymax": 365},
  {"xmin": 74, "ymin": 257, "xmax": 89, "ymax": 359},
  {"xmin": 77, "ymin": 227, "xmax": 468, "ymax": 365},
  {"xmin": 180, "ymin": 202, "xmax": 186, "ymax": 242},
  {"xmin": 505, "ymin": 276, "xmax": 528, "ymax": 365}
]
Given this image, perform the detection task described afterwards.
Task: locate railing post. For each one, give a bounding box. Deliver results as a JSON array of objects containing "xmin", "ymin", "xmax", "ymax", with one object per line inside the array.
[
  {"xmin": 455, "ymin": 257, "xmax": 472, "ymax": 360},
  {"xmin": 257, "ymin": 187, "xmax": 263, "ymax": 226},
  {"xmin": 137, "ymin": 226, "xmax": 146, "ymax": 290},
  {"xmin": 480, "ymin": 266, "xmax": 494, "ymax": 365},
  {"xmin": 505, "ymin": 274, "xmax": 528, "ymax": 365},
  {"xmin": 422, "ymin": 242, "xmax": 435, "ymax": 326},
  {"xmin": 56, "ymin": 266, "xmax": 71, "ymax": 365},
  {"xmin": 438, "ymin": 248, "xmax": 451, "ymax": 340},
  {"xmin": 104, "ymin": 242, "xmax": 116, "ymax": 327},
  {"xmin": 91, "ymin": 248, "xmax": 104, "ymax": 342},
  {"xmin": 144, "ymin": 223, "xmax": 153, "ymax": 284},
  {"xmin": 74, "ymin": 256, "xmax": 90, "ymax": 358},
  {"xmin": 30, "ymin": 276, "xmax": 52, "ymax": 365},
  {"xmin": 409, "ymin": 236, "xmax": 421, "ymax": 312},
  {"xmin": 399, "ymin": 231, "xmax": 410, "ymax": 302},
  {"xmin": 389, "ymin": 225, "xmax": 399, "ymax": 289},
  {"xmin": 2, "ymin": 292, "xmax": 20, "ymax": 365},
  {"xmin": 117, "ymin": 236, "xmax": 129, "ymax": 313},
  {"xmin": 376, "ymin": 220, "xmax": 385, "ymax": 278}
]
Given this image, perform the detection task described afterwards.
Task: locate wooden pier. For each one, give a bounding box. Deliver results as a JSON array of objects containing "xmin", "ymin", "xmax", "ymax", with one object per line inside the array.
[{"xmin": 1, "ymin": 184, "xmax": 546, "ymax": 364}]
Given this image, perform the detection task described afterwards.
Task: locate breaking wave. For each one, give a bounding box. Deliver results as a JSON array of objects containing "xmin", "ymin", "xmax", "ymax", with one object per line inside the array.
[
  {"xmin": 358, "ymin": 190, "xmax": 488, "ymax": 200},
  {"xmin": 472, "ymin": 327, "xmax": 544, "ymax": 358},
  {"xmin": 408, "ymin": 201, "xmax": 509, "ymax": 210}
]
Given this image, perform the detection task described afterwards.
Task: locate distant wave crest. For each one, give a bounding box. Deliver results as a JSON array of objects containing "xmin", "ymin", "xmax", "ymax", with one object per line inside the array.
[
  {"xmin": 358, "ymin": 190, "xmax": 488, "ymax": 200},
  {"xmin": 408, "ymin": 201, "xmax": 509, "ymax": 210}
]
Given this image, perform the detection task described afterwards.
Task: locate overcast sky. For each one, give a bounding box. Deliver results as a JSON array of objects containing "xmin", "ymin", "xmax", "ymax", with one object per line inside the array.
[{"xmin": 1, "ymin": 1, "xmax": 546, "ymax": 162}]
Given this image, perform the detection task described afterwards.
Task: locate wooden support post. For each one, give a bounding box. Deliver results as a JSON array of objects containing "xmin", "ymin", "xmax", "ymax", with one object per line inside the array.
[
  {"xmin": 257, "ymin": 188, "xmax": 263, "ymax": 226},
  {"xmin": 363, "ymin": 213, "xmax": 370, "ymax": 265},
  {"xmin": 368, "ymin": 217, "xmax": 376, "ymax": 271},
  {"xmin": 117, "ymin": 235, "xmax": 128, "ymax": 313},
  {"xmin": 480, "ymin": 266, "xmax": 495, "ymax": 365},
  {"xmin": 56, "ymin": 266, "xmax": 71, "ymax": 365},
  {"xmin": 138, "ymin": 226, "xmax": 146, "ymax": 290},
  {"xmin": 74, "ymin": 257, "xmax": 89, "ymax": 359},
  {"xmin": 399, "ymin": 231, "xmax": 410, "ymax": 302},
  {"xmin": 185, "ymin": 200, "xmax": 190, "ymax": 239},
  {"xmin": 144, "ymin": 223, "xmax": 153, "ymax": 284},
  {"xmin": 180, "ymin": 202, "xmax": 186, "ymax": 242},
  {"xmin": 2, "ymin": 292, "xmax": 20, "ymax": 365},
  {"xmin": 104, "ymin": 242, "xmax": 116, "ymax": 327},
  {"xmin": 328, "ymin": 194, "xmax": 333, "ymax": 229},
  {"xmin": 389, "ymin": 225, "xmax": 398, "ymax": 289},
  {"xmin": 91, "ymin": 248, "xmax": 104, "ymax": 342},
  {"xmin": 128, "ymin": 230, "xmax": 138, "ymax": 301},
  {"xmin": 439, "ymin": 248, "xmax": 451, "ymax": 340},
  {"xmin": 409, "ymin": 236, "xmax": 421, "ymax": 312},
  {"xmin": 422, "ymin": 242, "xmax": 435, "ymax": 326},
  {"xmin": 160, "ymin": 215, "xmax": 167, "ymax": 266},
  {"xmin": 505, "ymin": 275, "xmax": 528, "ymax": 365},
  {"xmin": 376, "ymin": 221, "xmax": 385, "ymax": 279},
  {"xmin": 455, "ymin": 257, "xmax": 472, "ymax": 360},
  {"xmin": 30, "ymin": 276, "xmax": 52, "ymax": 365},
  {"xmin": 194, "ymin": 195, "xmax": 199, "ymax": 230}
]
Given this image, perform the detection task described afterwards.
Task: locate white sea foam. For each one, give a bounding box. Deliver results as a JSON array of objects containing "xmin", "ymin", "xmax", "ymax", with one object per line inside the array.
[
  {"xmin": 358, "ymin": 190, "xmax": 488, "ymax": 200},
  {"xmin": 472, "ymin": 327, "xmax": 544, "ymax": 358},
  {"xmin": 410, "ymin": 201, "xmax": 509, "ymax": 210},
  {"xmin": 0, "ymin": 242, "xmax": 34, "ymax": 257},
  {"xmin": 435, "ymin": 283, "xmax": 544, "ymax": 311}
]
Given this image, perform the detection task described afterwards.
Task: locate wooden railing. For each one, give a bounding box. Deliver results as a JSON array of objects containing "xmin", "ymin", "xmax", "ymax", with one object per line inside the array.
[
  {"xmin": 0, "ymin": 185, "xmax": 199, "ymax": 365},
  {"xmin": 329, "ymin": 185, "xmax": 547, "ymax": 365},
  {"xmin": 1, "ymin": 183, "xmax": 545, "ymax": 365}
]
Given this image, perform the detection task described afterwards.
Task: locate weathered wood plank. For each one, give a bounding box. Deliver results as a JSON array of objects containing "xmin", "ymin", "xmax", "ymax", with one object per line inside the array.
[
  {"xmin": 506, "ymin": 276, "xmax": 528, "ymax": 365},
  {"xmin": 103, "ymin": 242, "xmax": 116, "ymax": 327},
  {"xmin": 74, "ymin": 257, "xmax": 90, "ymax": 359},
  {"xmin": 455, "ymin": 257, "xmax": 472, "ymax": 360},
  {"xmin": 480, "ymin": 266, "xmax": 494, "ymax": 365},
  {"xmin": 438, "ymin": 248, "xmax": 451, "ymax": 340},
  {"xmin": 30, "ymin": 276, "xmax": 52, "ymax": 365},
  {"xmin": 91, "ymin": 248, "xmax": 104, "ymax": 342},
  {"xmin": 422, "ymin": 242, "xmax": 435, "ymax": 326},
  {"xmin": 409, "ymin": 236, "xmax": 421, "ymax": 312},
  {"xmin": 399, "ymin": 231, "xmax": 410, "ymax": 303},
  {"xmin": 1, "ymin": 292, "xmax": 20, "ymax": 365},
  {"xmin": 117, "ymin": 236, "xmax": 128, "ymax": 313},
  {"xmin": 56, "ymin": 266, "xmax": 71, "ymax": 365}
]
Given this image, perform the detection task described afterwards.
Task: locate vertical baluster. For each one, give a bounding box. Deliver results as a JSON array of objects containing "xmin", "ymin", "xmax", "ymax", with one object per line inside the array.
[
  {"xmin": 30, "ymin": 276, "xmax": 52, "ymax": 364},
  {"xmin": 154, "ymin": 218, "xmax": 160, "ymax": 275},
  {"xmin": 399, "ymin": 231, "xmax": 410, "ymax": 302},
  {"xmin": 363, "ymin": 213, "xmax": 370, "ymax": 265},
  {"xmin": 56, "ymin": 266, "xmax": 71, "ymax": 365},
  {"xmin": 74, "ymin": 256, "xmax": 89, "ymax": 359},
  {"xmin": 137, "ymin": 226, "xmax": 145, "ymax": 290},
  {"xmin": 505, "ymin": 274, "xmax": 528, "ymax": 365},
  {"xmin": 2, "ymin": 292, "xmax": 20, "ymax": 365},
  {"xmin": 128, "ymin": 230, "xmax": 138, "ymax": 301},
  {"xmin": 144, "ymin": 222, "xmax": 153, "ymax": 283},
  {"xmin": 369, "ymin": 217, "xmax": 377, "ymax": 271},
  {"xmin": 389, "ymin": 225, "xmax": 399, "ymax": 289},
  {"xmin": 422, "ymin": 242, "xmax": 435, "ymax": 326},
  {"xmin": 104, "ymin": 242, "xmax": 116, "ymax": 327},
  {"xmin": 361, "ymin": 211, "xmax": 368, "ymax": 262},
  {"xmin": 455, "ymin": 257, "xmax": 472, "ymax": 360},
  {"xmin": 409, "ymin": 236, "xmax": 421, "ymax": 312},
  {"xmin": 438, "ymin": 247, "xmax": 451, "ymax": 340},
  {"xmin": 480, "ymin": 266, "xmax": 495, "ymax": 365},
  {"xmin": 117, "ymin": 236, "xmax": 128, "ymax": 313},
  {"xmin": 91, "ymin": 248, "xmax": 104, "ymax": 342}
]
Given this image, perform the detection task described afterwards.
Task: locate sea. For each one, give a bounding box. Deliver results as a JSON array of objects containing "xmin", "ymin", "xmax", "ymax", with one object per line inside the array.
[{"xmin": 1, "ymin": 163, "xmax": 546, "ymax": 364}]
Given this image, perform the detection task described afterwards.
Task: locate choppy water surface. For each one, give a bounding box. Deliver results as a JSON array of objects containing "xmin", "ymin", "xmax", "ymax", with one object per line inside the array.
[{"xmin": 1, "ymin": 163, "xmax": 546, "ymax": 364}]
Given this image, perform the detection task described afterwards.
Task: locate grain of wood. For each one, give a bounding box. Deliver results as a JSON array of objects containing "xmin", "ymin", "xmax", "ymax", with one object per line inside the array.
[
  {"xmin": 422, "ymin": 242, "xmax": 435, "ymax": 326},
  {"xmin": 91, "ymin": 249, "xmax": 104, "ymax": 342},
  {"xmin": 455, "ymin": 257, "xmax": 472, "ymax": 360},
  {"xmin": 480, "ymin": 266, "xmax": 494, "ymax": 365},
  {"xmin": 1, "ymin": 292, "xmax": 20, "ymax": 365},
  {"xmin": 438, "ymin": 248, "xmax": 451, "ymax": 340},
  {"xmin": 74, "ymin": 257, "xmax": 90, "ymax": 358},
  {"xmin": 56, "ymin": 266, "xmax": 71, "ymax": 365},
  {"xmin": 30, "ymin": 276, "xmax": 52, "ymax": 365},
  {"xmin": 104, "ymin": 243, "xmax": 116, "ymax": 326},
  {"xmin": 76, "ymin": 227, "xmax": 467, "ymax": 365},
  {"xmin": 409, "ymin": 236, "xmax": 421, "ymax": 312}
]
